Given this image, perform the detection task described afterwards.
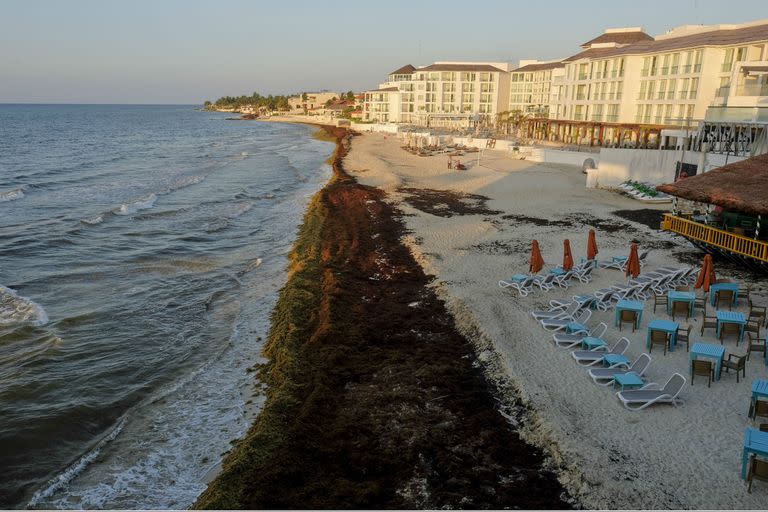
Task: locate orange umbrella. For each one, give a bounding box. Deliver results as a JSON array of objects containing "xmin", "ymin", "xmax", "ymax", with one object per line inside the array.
[
  {"xmin": 694, "ymin": 254, "xmax": 717, "ymax": 292},
  {"xmin": 530, "ymin": 240, "xmax": 544, "ymax": 273},
  {"xmin": 562, "ymin": 239, "xmax": 574, "ymax": 271},
  {"xmin": 625, "ymin": 243, "xmax": 641, "ymax": 279},
  {"xmin": 587, "ymin": 229, "xmax": 598, "ymax": 260}
]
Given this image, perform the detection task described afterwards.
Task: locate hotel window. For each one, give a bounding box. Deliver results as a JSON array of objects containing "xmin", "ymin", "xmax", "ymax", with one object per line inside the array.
[
  {"xmin": 462, "ymin": 103, "xmax": 473, "ymax": 112},
  {"xmin": 441, "ymin": 72, "xmax": 455, "ymax": 81},
  {"xmin": 677, "ymin": 104, "xmax": 686, "ymax": 120},
  {"xmin": 592, "ymin": 104, "xmax": 603, "ymax": 121},
  {"xmin": 679, "ymin": 78, "xmax": 689, "ymax": 99},
  {"xmin": 661, "ymin": 54, "xmax": 670, "ymax": 75},
  {"xmin": 647, "ymin": 81, "xmax": 656, "ymax": 100},
  {"xmin": 664, "ymin": 104, "xmax": 673, "ymax": 124},
  {"xmin": 578, "ymin": 63, "xmax": 589, "ymax": 80},
  {"xmin": 426, "ymin": 82, "xmax": 437, "ymax": 92},
  {"xmin": 667, "ymin": 79, "xmax": 676, "ymax": 99},
  {"xmin": 574, "ymin": 105, "xmax": 584, "ymax": 120},
  {"xmin": 576, "ymin": 84, "xmax": 587, "ymax": 100},
  {"xmin": 689, "ymin": 78, "xmax": 699, "ymax": 99},
  {"xmin": 693, "ymin": 50, "xmax": 702, "ymax": 72},
  {"xmin": 480, "ymin": 93, "xmax": 492, "ymax": 103},
  {"xmin": 428, "ymin": 72, "xmax": 439, "ymax": 80},
  {"xmin": 426, "ymin": 93, "xmax": 437, "ymax": 102},
  {"xmin": 723, "ymin": 48, "xmax": 735, "ymax": 72},
  {"xmin": 671, "ymin": 53, "xmax": 680, "ymax": 74},
  {"xmin": 617, "ymin": 58, "xmax": 625, "ymax": 78},
  {"xmin": 682, "ymin": 51, "xmax": 693, "ymax": 73},
  {"xmin": 616, "ymin": 82, "xmax": 623, "ymax": 100},
  {"xmin": 461, "ymin": 72, "xmax": 476, "ymax": 81},
  {"xmin": 607, "ymin": 104, "xmax": 619, "ymax": 122},
  {"xmin": 686, "ymin": 104, "xmax": 694, "ymax": 120},
  {"xmin": 481, "ymin": 83, "xmax": 494, "ymax": 93},
  {"xmin": 654, "ymin": 105, "xmax": 663, "ymax": 124},
  {"xmin": 638, "ymin": 81, "xmax": 647, "ymax": 100},
  {"xmin": 717, "ymin": 76, "xmax": 730, "ymax": 96},
  {"xmin": 442, "ymin": 83, "xmax": 456, "ymax": 93},
  {"xmin": 464, "ymin": 83, "xmax": 475, "ymax": 93},
  {"xmin": 657, "ymin": 80, "xmax": 667, "ymax": 100},
  {"xmin": 479, "ymin": 73, "xmax": 492, "ymax": 82},
  {"xmin": 635, "ymin": 104, "xmax": 643, "ymax": 122},
  {"xmin": 641, "ymin": 57, "xmax": 650, "ymax": 77}
]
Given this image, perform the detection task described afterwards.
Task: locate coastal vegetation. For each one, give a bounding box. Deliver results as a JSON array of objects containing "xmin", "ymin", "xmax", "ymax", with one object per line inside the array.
[
  {"xmin": 194, "ymin": 126, "xmax": 568, "ymax": 509},
  {"xmin": 204, "ymin": 92, "xmax": 293, "ymax": 111}
]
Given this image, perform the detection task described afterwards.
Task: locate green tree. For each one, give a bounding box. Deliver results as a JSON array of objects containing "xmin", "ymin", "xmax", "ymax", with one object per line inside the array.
[{"xmin": 345, "ymin": 91, "xmax": 355, "ymax": 101}]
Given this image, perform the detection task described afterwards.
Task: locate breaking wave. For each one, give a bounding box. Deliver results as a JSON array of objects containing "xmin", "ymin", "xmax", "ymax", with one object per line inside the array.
[
  {"xmin": 0, "ymin": 285, "xmax": 49, "ymax": 326},
  {"xmin": 0, "ymin": 187, "xmax": 25, "ymax": 203},
  {"xmin": 113, "ymin": 194, "xmax": 157, "ymax": 216}
]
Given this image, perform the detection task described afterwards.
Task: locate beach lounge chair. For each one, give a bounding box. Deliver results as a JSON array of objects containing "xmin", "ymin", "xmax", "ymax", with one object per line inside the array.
[
  {"xmin": 599, "ymin": 256, "xmax": 627, "ymax": 271},
  {"xmin": 571, "ymin": 337, "xmax": 630, "ymax": 366},
  {"xmin": 531, "ymin": 301, "xmax": 579, "ymax": 321},
  {"xmin": 553, "ymin": 322, "xmax": 608, "ymax": 349},
  {"xmin": 594, "ymin": 291, "xmax": 617, "ymax": 311},
  {"xmin": 650, "ymin": 275, "xmax": 674, "ymax": 295},
  {"xmin": 533, "ymin": 273, "xmax": 556, "ymax": 291},
  {"xmin": 638, "ymin": 250, "xmax": 649, "ymax": 267},
  {"xmin": 588, "ymin": 353, "xmax": 651, "ymax": 386},
  {"xmin": 573, "ymin": 265, "xmax": 593, "ymax": 284},
  {"xmin": 499, "ymin": 275, "xmax": 536, "ymax": 297},
  {"xmin": 541, "ymin": 309, "xmax": 592, "ymax": 332},
  {"xmin": 553, "ymin": 270, "xmax": 574, "ymax": 289},
  {"xmin": 616, "ymin": 373, "xmax": 686, "ymax": 410}
]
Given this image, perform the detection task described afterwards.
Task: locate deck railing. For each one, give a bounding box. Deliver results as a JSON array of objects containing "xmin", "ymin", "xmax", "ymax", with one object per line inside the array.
[{"xmin": 662, "ymin": 214, "xmax": 768, "ymax": 262}]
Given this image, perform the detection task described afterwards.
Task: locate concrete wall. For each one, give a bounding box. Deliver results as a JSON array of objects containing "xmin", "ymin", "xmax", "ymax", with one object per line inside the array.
[
  {"xmin": 586, "ymin": 147, "xmax": 746, "ymax": 188},
  {"xmin": 350, "ymin": 122, "xmax": 400, "ymax": 134},
  {"xmin": 526, "ymin": 147, "xmax": 600, "ymax": 168}
]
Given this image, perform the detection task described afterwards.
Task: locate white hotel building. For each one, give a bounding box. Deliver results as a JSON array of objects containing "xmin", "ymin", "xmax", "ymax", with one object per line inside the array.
[{"xmin": 363, "ymin": 18, "xmax": 768, "ymax": 146}]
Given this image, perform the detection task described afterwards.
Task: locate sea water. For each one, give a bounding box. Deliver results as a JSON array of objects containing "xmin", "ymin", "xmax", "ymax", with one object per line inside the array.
[{"xmin": 0, "ymin": 105, "xmax": 333, "ymax": 508}]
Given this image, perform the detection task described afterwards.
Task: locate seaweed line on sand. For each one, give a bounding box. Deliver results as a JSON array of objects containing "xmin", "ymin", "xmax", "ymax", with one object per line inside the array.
[{"xmin": 195, "ymin": 125, "xmax": 572, "ymax": 509}]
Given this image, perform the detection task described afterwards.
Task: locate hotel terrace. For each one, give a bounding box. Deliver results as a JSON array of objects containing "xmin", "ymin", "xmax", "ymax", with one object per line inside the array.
[{"xmin": 363, "ymin": 19, "xmax": 768, "ymax": 147}]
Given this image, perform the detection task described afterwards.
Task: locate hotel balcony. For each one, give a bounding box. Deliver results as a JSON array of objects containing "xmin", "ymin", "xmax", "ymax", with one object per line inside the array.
[{"xmin": 661, "ymin": 214, "xmax": 768, "ymax": 263}]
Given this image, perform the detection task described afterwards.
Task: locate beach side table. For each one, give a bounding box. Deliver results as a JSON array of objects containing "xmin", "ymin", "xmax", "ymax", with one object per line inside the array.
[
  {"xmin": 709, "ymin": 282, "xmax": 739, "ymax": 307},
  {"xmin": 566, "ymin": 321, "xmax": 589, "ymax": 334},
  {"xmin": 582, "ymin": 336, "xmax": 607, "ymax": 351},
  {"xmin": 667, "ymin": 291, "xmax": 695, "ymax": 316},
  {"xmin": 646, "ymin": 319, "xmax": 679, "ymax": 351},
  {"xmin": 750, "ymin": 380, "xmax": 768, "ymax": 417},
  {"xmin": 549, "ymin": 267, "xmax": 567, "ymax": 276},
  {"xmin": 602, "ymin": 354, "xmax": 630, "ymax": 368},
  {"xmin": 509, "ymin": 274, "xmax": 529, "ymax": 283},
  {"xmin": 614, "ymin": 299, "xmax": 644, "ymax": 328},
  {"xmin": 716, "ymin": 311, "xmax": 746, "ymax": 344},
  {"xmin": 690, "ymin": 342, "xmax": 726, "ymax": 380},
  {"xmin": 742, "ymin": 428, "xmax": 768, "ymax": 479},
  {"xmin": 613, "ymin": 372, "xmax": 644, "ymax": 391}
]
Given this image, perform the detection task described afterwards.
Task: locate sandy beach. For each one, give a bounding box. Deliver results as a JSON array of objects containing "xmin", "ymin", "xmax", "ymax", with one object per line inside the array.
[{"xmin": 344, "ymin": 131, "xmax": 768, "ymax": 508}]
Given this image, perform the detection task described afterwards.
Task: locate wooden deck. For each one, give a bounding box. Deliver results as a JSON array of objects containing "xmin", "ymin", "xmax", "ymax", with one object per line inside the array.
[{"xmin": 661, "ymin": 214, "xmax": 768, "ymax": 264}]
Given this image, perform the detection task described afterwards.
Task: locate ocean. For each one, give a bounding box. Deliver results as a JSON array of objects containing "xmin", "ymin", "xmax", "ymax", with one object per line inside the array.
[{"xmin": 0, "ymin": 104, "xmax": 333, "ymax": 508}]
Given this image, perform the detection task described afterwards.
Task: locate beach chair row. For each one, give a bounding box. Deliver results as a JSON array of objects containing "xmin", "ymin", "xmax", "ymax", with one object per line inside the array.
[{"xmin": 498, "ymin": 261, "xmax": 594, "ymax": 297}]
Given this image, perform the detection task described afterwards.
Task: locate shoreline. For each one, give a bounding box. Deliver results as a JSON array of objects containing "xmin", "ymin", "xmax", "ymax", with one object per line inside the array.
[
  {"xmin": 343, "ymin": 131, "xmax": 768, "ymax": 508},
  {"xmin": 195, "ymin": 126, "xmax": 571, "ymax": 508}
]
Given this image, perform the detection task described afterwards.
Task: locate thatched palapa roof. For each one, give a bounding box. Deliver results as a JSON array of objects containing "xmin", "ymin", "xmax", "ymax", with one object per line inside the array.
[{"xmin": 656, "ymin": 153, "xmax": 768, "ymax": 216}]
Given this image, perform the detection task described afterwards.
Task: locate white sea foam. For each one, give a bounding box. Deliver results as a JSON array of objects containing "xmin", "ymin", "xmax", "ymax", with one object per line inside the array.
[
  {"xmin": 0, "ymin": 285, "xmax": 49, "ymax": 327},
  {"xmin": 81, "ymin": 215, "xmax": 104, "ymax": 225},
  {"xmin": 113, "ymin": 194, "xmax": 157, "ymax": 216},
  {"xmin": 0, "ymin": 187, "xmax": 25, "ymax": 202},
  {"xmin": 27, "ymin": 417, "xmax": 127, "ymax": 508}
]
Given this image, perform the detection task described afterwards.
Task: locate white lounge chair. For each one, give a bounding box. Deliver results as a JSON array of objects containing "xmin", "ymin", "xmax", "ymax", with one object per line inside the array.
[
  {"xmin": 574, "ymin": 265, "xmax": 593, "ymax": 284},
  {"xmin": 553, "ymin": 322, "xmax": 607, "ymax": 349},
  {"xmin": 541, "ymin": 309, "xmax": 592, "ymax": 332},
  {"xmin": 533, "ymin": 273, "xmax": 556, "ymax": 291},
  {"xmin": 531, "ymin": 301, "xmax": 579, "ymax": 321},
  {"xmin": 594, "ymin": 291, "xmax": 617, "ymax": 311},
  {"xmin": 571, "ymin": 337, "xmax": 630, "ymax": 366},
  {"xmin": 499, "ymin": 275, "xmax": 536, "ymax": 297},
  {"xmin": 599, "ymin": 256, "xmax": 627, "ymax": 271},
  {"xmin": 616, "ymin": 373, "xmax": 686, "ymax": 410},
  {"xmin": 588, "ymin": 353, "xmax": 651, "ymax": 386},
  {"xmin": 553, "ymin": 270, "xmax": 574, "ymax": 289}
]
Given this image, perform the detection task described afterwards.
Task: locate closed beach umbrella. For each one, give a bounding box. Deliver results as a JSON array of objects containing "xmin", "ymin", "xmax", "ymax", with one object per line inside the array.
[
  {"xmin": 530, "ymin": 240, "xmax": 544, "ymax": 273},
  {"xmin": 694, "ymin": 254, "xmax": 716, "ymax": 292},
  {"xmin": 625, "ymin": 243, "xmax": 641, "ymax": 279},
  {"xmin": 587, "ymin": 229, "xmax": 598, "ymax": 260},
  {"xmin": 562, "ymin": 239, "xmax": 574, "ymax": 271}
]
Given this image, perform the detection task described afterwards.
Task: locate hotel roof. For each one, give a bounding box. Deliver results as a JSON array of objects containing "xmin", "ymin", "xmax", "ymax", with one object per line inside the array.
[
  {"xmin": 365, "ymin": 87, "xmax": 399, "ymax": 93},
  {"xmin": 565, "ymin": 21, "xmax": 768, "ymax": 61},
  {"xmin": 656, "ymin": 153, "xmax": 768, "ymax": 216},
  {"xmin": 581, "ymin": 29, "xmax": 653, "ymax": 48},
  {"xmin": 513, "ymin": 61, "xmax": 565, "ymax": 73},
  {"xmin": 389, "ymin": 64, "xmax": 416, "ymax": 75},
  {"xmin": 416, "ymin": 63, "xmax": 506, "ymax": 72}
]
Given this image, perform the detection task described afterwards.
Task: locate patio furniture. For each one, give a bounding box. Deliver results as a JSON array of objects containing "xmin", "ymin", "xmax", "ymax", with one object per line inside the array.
[
  {"xmin": 691, "ymin": 359, "xmax": 714, "ymax": 387},
  {"xmin": 720, "ymin": 353, "xmax": 747, "ymax": 383},
  {"xmin": 534, "ymin": 273, "xmax": 557, "ymax": 291},
  {"xmin": 499, "ymin": 275, "xmax": 536, "ymax": 297},
  {"xmin": 716, "ymin": 289, "xmax": 736, "ymax": 311},
  {"xmin": 742, "ymin": 428, "xmax": 768, "ymax": 479},
  {"xmin": 693, "ymin": 295, "xmax": 707, "ymax": 314},
  {"xmin": 748, "ymin": 301, "xmax": 767, "ymax": 327},
  {"xmin": 752, "ymin": 400, "xmax": 768, "ymax": 423},
  {"xmin": 613, "ymin": 372, "xmax": 644, "ymax": 391},
  {"xmin": 741, "ymin": 284, "xmax": 752, "ymax": 305},
  {"xmin": 750, "ymin": 381, "xmax": 768, "ymax": 418},
  {"xmin": 553, "ymin": 322, "xmax": 607, "ymax": 349},
  {"xmin": 668, "ymin": 290, "xmax": 695, "ymax": 319},
  {"xmin": 747, "ymin": 455, "xmax": 768, "ymax": 493},
  {"xmin": 649, "ymin": 330, "xmax": 671, "ymax": 355},
  {"xmin": 571, "ymin": 337, "xmax": 630, "ymax": 366},
  {"xmin": 676, "ymin": 325, "xmax": 692, "ymax": 352},
  {"xmin": 675, "ymin": 285, "xmax": 691, "ymax": 292},
  {"xmin": 716, "ymin": 311, "xmax": 746, "ymax": 345},
  {"xmin": 709, "ymin": 282, "xmax": 739, "ymax": 307},
  {"xmin": 531, "ymin": 301, "xmax": 580, "ymax": 321},
  {"xmin": 542, "ymin": 309, "xmax": 592, "ymax": 332},
  {"xmin": 581, "ymin": 336, "xmax": 607, "ymax": 351},
  {"xmin": 690, "ymin": 342, "xmax": 726, "ymax": 380},
  {"xmin": 745, "ymin": 319, "xmax": 762, "ymax": 341},
  {"xmin": 646, "ymin": 319, "xmax": 679, "ymax": 351},
  {"xmin": 653, "ymin": 293, "xmax": 668, "ymax": 314},
  {"xmin": 701, "ymin": 311, "xmax": 718, "ymax": 336},
  {"xmin": 616, "ymin": 373, "xmax": 686, "ymax": 411},
  {"xmin": 588, "ymin": 353, "xmax": 651, "ymax": 386},
  {"xmin": 747, "ymin": 333, "xmax": 767, "ymax": 363},
  {"xmin": 618, "ymin": 310, "xmax": 638, "ymax": 332}
]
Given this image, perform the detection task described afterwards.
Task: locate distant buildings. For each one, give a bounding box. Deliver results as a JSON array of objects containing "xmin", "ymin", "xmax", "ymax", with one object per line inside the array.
[{"xmin": 362, "ymin": 18, "xmax": 768, "ymax": 147}]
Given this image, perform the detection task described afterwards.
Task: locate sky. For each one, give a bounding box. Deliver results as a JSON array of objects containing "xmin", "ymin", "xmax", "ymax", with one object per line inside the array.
[{"xmin": 1, "ymin": 0, "xmax": 767, "ymax": 104}]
